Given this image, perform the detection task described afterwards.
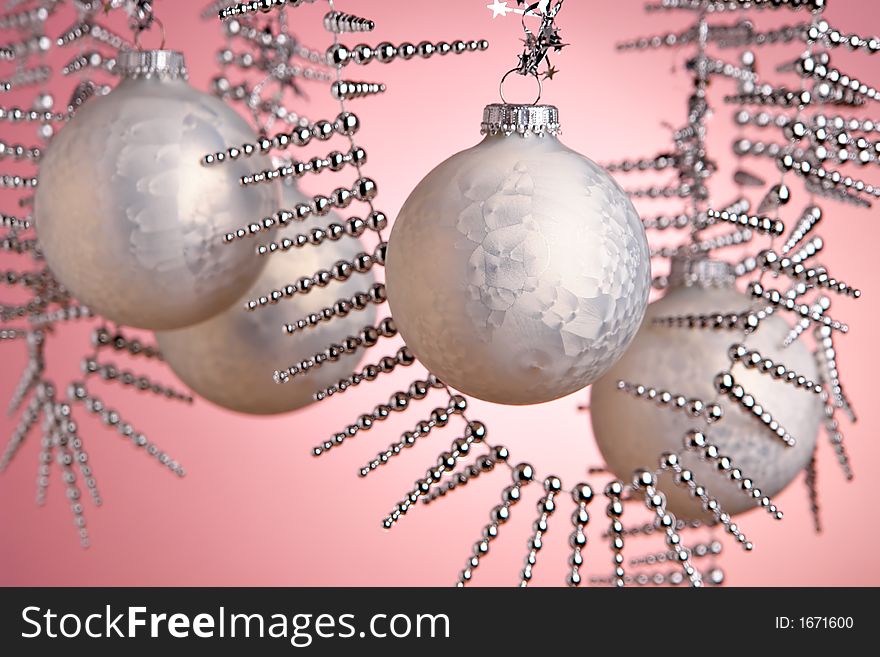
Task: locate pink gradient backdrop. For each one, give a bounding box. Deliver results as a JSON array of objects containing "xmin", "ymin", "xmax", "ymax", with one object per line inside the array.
[{"xmin": 1, "ymin": 0, "xmax": 878, "ymax": 586}]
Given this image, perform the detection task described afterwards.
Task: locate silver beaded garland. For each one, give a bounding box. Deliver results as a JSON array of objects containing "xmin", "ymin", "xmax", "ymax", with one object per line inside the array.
[{"xmin": 0, "ymin": 0, "xmax": 200, "ymax": 546}]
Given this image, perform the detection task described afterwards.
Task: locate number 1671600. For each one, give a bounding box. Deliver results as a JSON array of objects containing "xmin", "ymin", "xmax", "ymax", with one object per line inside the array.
[{"xmin": 776, "ymin": 617, "xmax": 854, "ymax": 629}]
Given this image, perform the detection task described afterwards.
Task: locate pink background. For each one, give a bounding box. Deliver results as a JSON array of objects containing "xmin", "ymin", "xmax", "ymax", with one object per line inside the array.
[{"xmin": 1, "ymin": 0, "xmax": 878, "ymax": 586}]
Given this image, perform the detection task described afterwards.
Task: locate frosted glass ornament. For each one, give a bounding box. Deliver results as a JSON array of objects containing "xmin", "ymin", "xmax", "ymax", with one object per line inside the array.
[
  {"xmin": 590, "ymin": 256, "xmax": 823, "ymax": 518},
  {"xmin": 35, "ymin": 50, "xmax": 278, "ymax": 330},
  {"xmin": 385, "ymin": 104, "xmax": 651, "ymax": 405},
  {"xmin": 156, "ymin": 181, "xmax": 377, "ymax": 415}
]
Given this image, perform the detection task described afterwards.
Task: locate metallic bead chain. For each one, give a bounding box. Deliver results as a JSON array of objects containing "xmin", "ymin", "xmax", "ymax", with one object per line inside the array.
[
  {"xmin": 725, "ymin": 87, "xmax": 816, "ymax": 108},
  {"xmin": 360, "ymin": 395, "xmax": 468, "ymax": 478},
  {"xmin": 728, "ymin": 343, "xmax": 824, "ymax": 394},
  {"xmin": 632, "ymin": 470, "xmax": 702, "ymax": 587},
  {"xmin": 219, "ymin": 0, "xmax": 320, "ymax": 20},
  {"xmin": 0, "ymin": 394, "xmax": 40, "ymax": 471},
  {"xmin": 1, "ymin": 233, "xmax": 41, "ymax": 256},
  {"xmin": 808, "ymin": 20, "xmax": 880, "ymax": 54},
  {"xmin": 805, "ymin": 178, "xmax": 871, "ymax": 207},
  {"xmin": 750, "ymin": 282, "xmax": 848, "ymax": 332},
  {"xmin": 202, "ymin": 111, "xmax": 358, "ymax": 166},
  {"xmin": 456, "ymin": 463, "xmax": 533, "ymax": 586},
  {"xmin": 641, "ymin": 213, "xmax": 690, "ymax": 231},
  {"xmin": 591, "ymin": 568, "xmax": 725, "ymax": 587},
  {"xmin": 614, "ymin": 380, "xmax": 724, "ymax": 423},
  {"xmin": 798, "ymin": 54, "xmax": 878, "ymax": 103},
  {"xmin": 61, "ymin": 51, "xmax": 116, "ymax": 77},
  {"xmin": 609, "ymin": 517, "xmax": 709, "ymax": 538},
  {"xmin": 605, "ymin": 481, "xmax": 626, "ymax": 587},
  {"xmin": 812, "ymin": 112, "xmax": 880, "ymax": 134},
  {"xmin": 714, "ymin": 23, "xmax": 806, "ymax": 48},
  {"xmin": 705, "ymin": 208, "xmax": 784, "ymax": 236},
  {"xmin": 780, "ymin": 154, "xmax": 880, "ymax": 198},
  {"xmin": 284, "ymin": 283, "xmax": 386, "ymax": 335},
  {"xmin": 313, "ymin": 375, "xmax": 442, "ymax": 455},
  {"xmin": 814, "ymin": 325, "xmax": 856, "ymax": 421},
  {"xmin": 313, "ymin": 346, "xmax": 415, "ymax": 401},
  {"xmin": 274, "ymin": 317, "xmax": 397, "ymax": 383},
  {"xmin": 783, "ymin": 295, "xmax": 829, "ymax": 347},
  {"xmin": 819, "ymin": 393, "xmax": 853, "ymax": 480},
  {"xmin": 56, "ymin": 21, "xmax": 131, "ymax": 50},
  {"xmin": 804, "ymin": 450, "xmax": 822, "ymax": 533},
  {"xmin": 734, "ymin": 138, "xmax": 806, "ymax": 160},
  {"xmin": 53, "ymin": 401, "xmax": 101, "ymax": 509},
  {"xmin": 683, "ymin": 430, "xmax": 784, "ymax": 519},
  {"xmin": 758, "ymin": 246, "xmax": 862, "ymax": 299},
  {"xmin": 659, "ymin": 453, "xmax": 753, "ymax": 551},
  {"xmin": 0, "ymin": 4, "xmax": 52, "ymax": 31},
  {"xmin": 327, "ymin": 39, "xmax": 489, "ymax": 68},
  {"xmin": 782, "ymin": 205, "xmax": 822, "ymax": 254},
  {"xmin": 520, "ymin": 476, "xmax": 561, "ymax": 586},
  {"xmin": 0, "ymin": 328, "xmax": 26, "ymax": 340},
  {"xmin": 81, "ymin": 359, "xmax": 193, "ymax": 403},
  {"xmin": 423, "ymin": 446, "xmax": 508, "ymax": 505},
  {"xmin": 691, "ymin": 227, "xmax": 754, "ymax": 254},
  {"xmin": 222, "ymin": 18, "xmax": 326, "ymax": 63},
  {"xmin": 756, "ymin": 182, "xmax": 791, "ymax": 214},
  {"xmin": 226, "ymin": 200, "xmax": 384, "ymax": 245},
  {"xmin": 36, "ymin": 385, "xmax": 90, "ymax": 546},
  {"xmin": 254, "ymin": 180, "xmax": 379, "ymax": 253},
  {"xmin": 652, "ymin": 311, "xmax": 761, "ymax": 334},
  {"xmin": 566, "ymin": 483, "xmax": 593, "ymax": 587},
  {"xmin": 240, "ymin": 144, "xmax": 366, "ymax": 186},
  {"xmin": 1, "ymin": 213, "xmax": 31, "ymax": 229},
  {"xmin": 0, "ymin": 34, "xmax": 51, "ymax": 59},
  {"xmin": 324, "ymin": 10, "xmax": 375, "ymax": 34},
  {"xmin": 0, "ymin": 140, "xmax": 42, "ymax": 162},
  {"xmin": 714, "ymin": 371, "xmax": 796, "ymax": 447},
  {"xmin": 645, "ymin": 0, "xmax": 826, "ymax": 12},
  {"xmin": 331, "ymin": 79, "xmax": 385, "ymax": 100},
  {"xmin": 91, "ymin": 327, "xmax": 163, "ymax": 360},
  {"xmin": 257, "ymin": 211, "xmax": 378, "ymax": 255},
  {"xmin": 386, "ymin": 422, "xmax": 491, "ymax": 531},
  {"xmin": 29, "ymin": 305, "xmax": 92, "ymax": 328},
  {"xmin": 603, "ymin": 154, "xmax": 678, "ymax": 173},
  {"xmin": 323, "ymin": 379, "xmax": 433, "ymax": 449},
  {"xmin": 784, "ymin": 118, "xmax": 880, "ymax": 166},
  {"xmin": 68, "ymin": 383, "xmax": 185, "ymax": 477},
  {"xmin": 630, "ymin": 540, "xmax": 722, "ymax": 566},
  {"xmin": 247, "ymin": 243, "xmax": 386, "ymax": 311},
  {"xmin": 1, "ymin": 174, "xmax": 38, "ymax": 189},
  {"xmin": 616, "ymin": 21, "xmax": 756, "ymax": 51},
  {"xmin": 627, "ymin": 183, "xmax": 692, "ymax": 199},
  {"xmin": 8, "ymin": 336, "xmax": 43, "ymax": 415},
  {"xmin": 734, "ymin": 169, "xmax": 766, "ymax": 187}
]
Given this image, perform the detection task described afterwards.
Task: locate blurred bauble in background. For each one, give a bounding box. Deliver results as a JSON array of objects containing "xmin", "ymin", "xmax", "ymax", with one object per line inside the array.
[
  {"xmin": 156, "ymin": 180, "xmax": 378, "ymax": 415},
  {"xmin": 591, "ymin": 255, "xmax": 823, "ymax": 518},
  {"xmin": 35, "ymin": 50, "xmax": 278, "ymax": 330},
  {"xmin": 386, "ymin": 103, "xmax": 650, "ymax": 405}
]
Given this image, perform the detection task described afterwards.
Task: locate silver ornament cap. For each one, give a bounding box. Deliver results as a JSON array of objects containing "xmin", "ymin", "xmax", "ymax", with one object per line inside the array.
[
  {"xmin": 668, "ymin": 254, "xmax": 735, "ymax": 289},
  {"xmin": 481, "ymin": 103, "xmax": 561, "ymax": 137},
  {"xmin": 116, "ymin": 49, "xmax": 188, "ymax": 80}
]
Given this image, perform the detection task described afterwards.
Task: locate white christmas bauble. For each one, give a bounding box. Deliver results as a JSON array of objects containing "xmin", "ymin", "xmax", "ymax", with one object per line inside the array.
[
  {"xmin": 386, "ymin": 104, "xmax": 651, "ymax": 405},
  {"xmin": 156, "ymin": 181, "xmax": 377, "ymax": 415},
  {"xmin": 35, "ymin": 50, "xmax": 278, "ymax": 330},
  {"xmin": 590, "ymin": 257, "xmax": 823, "ymax": 517}
]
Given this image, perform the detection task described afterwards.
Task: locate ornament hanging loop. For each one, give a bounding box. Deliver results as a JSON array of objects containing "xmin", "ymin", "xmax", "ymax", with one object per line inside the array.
[
  {"xmin": 123, "ymin": 0, "xmax": 166, "ymax": 51},
  {"xmin": 499, "ymin": 68, "xmax": 543, "ymax": 106},
  {"xmin": 133, "ymin": 15, "xmax": 166, "ymax": 51}
]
